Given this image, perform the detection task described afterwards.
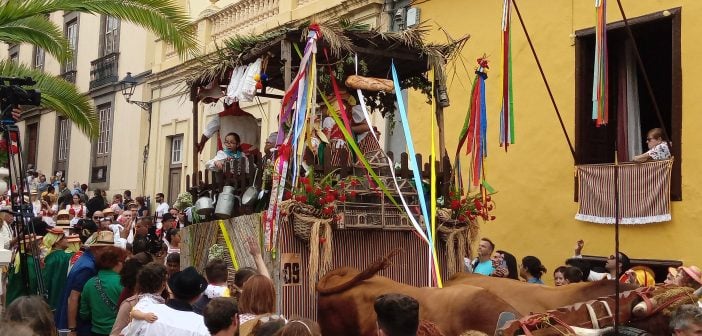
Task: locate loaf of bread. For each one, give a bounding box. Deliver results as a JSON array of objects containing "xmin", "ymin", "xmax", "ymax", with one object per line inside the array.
[{"xmin": 345, "ymin": 75, "xmax": 394, "ymax": 92}]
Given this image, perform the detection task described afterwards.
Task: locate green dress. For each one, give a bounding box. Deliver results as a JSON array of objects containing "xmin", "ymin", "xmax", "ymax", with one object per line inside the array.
[
  {"xmin": 43, "ymin": 250, "xmax": 74, "ymax": 311},
  {"xmin": 5, "ymin": 255, "xmax": 39, "ymax": 306}
]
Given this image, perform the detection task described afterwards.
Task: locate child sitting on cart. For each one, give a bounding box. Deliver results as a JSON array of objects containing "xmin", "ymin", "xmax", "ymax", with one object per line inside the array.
[{"xmin": 205, "ymin": 132, "xmax": 250, "ymax": 174}]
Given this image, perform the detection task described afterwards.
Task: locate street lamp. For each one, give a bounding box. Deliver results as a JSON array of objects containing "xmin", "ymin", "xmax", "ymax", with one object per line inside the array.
[
  {"xmin": 119, "ymin": 72, "xmax": 151, "ymax": 111},
  {"xmin": 119, "ymin": 72, "xmax": 153, "ymax": 196}
]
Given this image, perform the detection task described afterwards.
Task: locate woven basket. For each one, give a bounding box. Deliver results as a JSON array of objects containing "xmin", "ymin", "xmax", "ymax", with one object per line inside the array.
[
  {"xmin": 279, "ymin": 200, "xmax": 335, "ymax": 293},
  {"xmin": 281, "ymin": 201, "xmax": 335, "ymax": 242}
]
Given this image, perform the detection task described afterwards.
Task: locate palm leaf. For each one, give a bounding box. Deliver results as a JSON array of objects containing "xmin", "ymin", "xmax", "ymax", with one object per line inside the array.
[
  {"xmin": 0, "ymin": 60, "xmax": 98, "ymax": 139},
  {"xmin": 0, "ymin": 0, "xmax": 198, "ymax": 57},
  {"xmin": 0, "ymin": 15, "xmax": 71, "ymax": 62}
]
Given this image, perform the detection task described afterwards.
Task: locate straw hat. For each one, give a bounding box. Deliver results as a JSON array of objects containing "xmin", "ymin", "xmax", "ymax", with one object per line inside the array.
[
  {"xmin": 48, "ymin": 227, "xmax": 65, "ymax": 236},
  {"xmin": 66, "ymin": 234, "xmax": 81, "ymax": 243},
  {"xmin": 102, "ymin": 207, "xmax": 115, "ymax": 216},
  {"xmin": 56, "ymin": 209, "xmax": 70, "ymax": 220},
  {"xmin": 21, "ymin": 234, "xmax": 43, "ymax": 244},
  {"xmin": 0, "ymin": 205, "xmax": 15, "ymax": 215},
  {"xmin": 87, "ymin": 230, "xmax": 114, "ymax": 246},
  {"xmin": 680, "ymin": 265, "xmax": 702, "ymax": 285}
]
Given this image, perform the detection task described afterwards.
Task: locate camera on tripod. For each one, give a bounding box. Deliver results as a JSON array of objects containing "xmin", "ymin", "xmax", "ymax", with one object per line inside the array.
[{"xmin": 0, "ymin": 77, "xmax": 42, "ymax": 118}]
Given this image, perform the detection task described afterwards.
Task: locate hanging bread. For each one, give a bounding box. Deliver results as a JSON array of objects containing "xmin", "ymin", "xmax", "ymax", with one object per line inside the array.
[{"xmin": 345, "ymin": 75, "xmax": 394, "ymax": 93}]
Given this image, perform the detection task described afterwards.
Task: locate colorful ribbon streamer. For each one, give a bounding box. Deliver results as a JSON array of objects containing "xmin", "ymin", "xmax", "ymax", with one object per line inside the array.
[
  {"xmin": 592, "ymin": 0, "xmax": 609, "ymax": 126},
  {"xmin": 265, "ymin": 30, "xmax": 319, "ymax": 250},
  {"xmin": 500, "ymin": 0, "xmax": 515, "ymax": 149},
  {"xmin": 218, "ymin": 220, "xmax": 239, "ymax": 269},
  {"xmin": 391, "ymin": 61, "xmax": 437, "ymax": 287},
  {"xmin": 457, "ymin": 58, "xmax": 489, "ymax": 188}
]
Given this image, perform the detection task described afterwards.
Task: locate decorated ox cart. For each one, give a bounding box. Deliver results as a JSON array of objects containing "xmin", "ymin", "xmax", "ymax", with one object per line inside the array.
[{"xmin": 176, "ymin": 21, "xmax": 486, "ymax": 321}]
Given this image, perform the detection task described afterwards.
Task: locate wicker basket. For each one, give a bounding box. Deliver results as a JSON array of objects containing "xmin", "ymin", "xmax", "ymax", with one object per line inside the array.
[
  {"xmin": 280, "ymin": 201, "xmax": 335, "ymax": 242},
  {"xmin": 279, "ymin": 200, "xmax": 334, "ymax": 293}
]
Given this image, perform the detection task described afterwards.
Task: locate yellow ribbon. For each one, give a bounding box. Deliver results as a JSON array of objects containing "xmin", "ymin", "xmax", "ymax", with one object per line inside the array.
[
  {"xmin": 429, "ymin": 67, "xmax": 443, "ymax": 288},
  {"xmin": 218, "ymin": 220, "xmax": 239, "ymax": 269}
]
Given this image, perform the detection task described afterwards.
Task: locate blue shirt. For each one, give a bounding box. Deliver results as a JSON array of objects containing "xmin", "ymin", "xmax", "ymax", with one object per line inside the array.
[
  {"xmin": 527, "ymin": 278, "xmax": 544, "ymax": 284},
  {"xmin": 55, "ymin": 249, "xmax": 97, "ymax": 333},
  {"xmin": 473, "ymin": 259, "xmax": 495, "ymax": 276}
]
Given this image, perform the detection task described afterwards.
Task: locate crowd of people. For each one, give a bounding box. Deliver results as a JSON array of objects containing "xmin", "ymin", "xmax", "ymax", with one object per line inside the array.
[
  {"xmin": 0, "ymin": 189, "xmax": 324, "ymax": 336},
  {"xmin": 465, "ymin": 237, "xmax": 702, "ymax": 292},
  {"xmin": 0, "ymin": 126, "xmax": 696, "ymax": 336}
]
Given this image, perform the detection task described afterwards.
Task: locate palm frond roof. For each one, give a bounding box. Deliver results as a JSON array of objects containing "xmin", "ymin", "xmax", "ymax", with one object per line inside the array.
[{"xmin": 185, "ymin": 21, "xmax": 469, "ymax": 91}]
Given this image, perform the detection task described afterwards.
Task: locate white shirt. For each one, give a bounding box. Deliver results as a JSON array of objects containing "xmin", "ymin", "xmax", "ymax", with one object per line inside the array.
[
  {"xmin": 154, "ymin": 202, "xmax": 170, "ymax": 228},
  {"xmin": 0, "ymin": 221, "xmax": 12, "ymax": 250},
  {"xmin": 121, "ymin": 303, "xmax": 209, "ymax": 336},
  {"xmin": 202, "ymin": 113, "xmax": 260, "ymax": 150}
]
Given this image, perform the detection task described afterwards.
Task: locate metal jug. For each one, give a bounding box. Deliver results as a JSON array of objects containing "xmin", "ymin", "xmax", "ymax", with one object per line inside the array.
[
  {"xmin": 214, "ymin": 186, "xmax": 237, "ymax": 219},
  {"xmin": 195, "ymin": 196, "xmax": 214, "ymax": 216}
]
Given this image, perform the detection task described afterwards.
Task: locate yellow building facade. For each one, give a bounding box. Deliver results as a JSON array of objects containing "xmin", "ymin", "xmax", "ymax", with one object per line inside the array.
[{"xmin": 411, "ymin": 0, "xmax": 701, "ymax": 280}]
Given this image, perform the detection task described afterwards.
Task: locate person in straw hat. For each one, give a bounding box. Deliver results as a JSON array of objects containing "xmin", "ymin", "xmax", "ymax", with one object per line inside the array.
[
  {"xmin": 5, "ymin": 234, "xmax": 43, "ymax": 306},
  {"xmin": 675, "ymin": 265, "xmax": 702, "ymax": 290},
  {"xmin": 55, "ymin": 230, "xmax": 115, "ymax": 335},
  {"xmin": 42, "ymin": 227, "xmax": 72, "ymax": 311},
  {"xmin": 55, "ymin": 209, "xmax": 72, "ymax": 234}
]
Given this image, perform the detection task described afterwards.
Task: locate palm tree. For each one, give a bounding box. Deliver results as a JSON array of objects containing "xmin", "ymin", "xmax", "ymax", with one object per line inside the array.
[{"xmin": 0, "ymin": 0, "xmax": 198, "ymax": 138}]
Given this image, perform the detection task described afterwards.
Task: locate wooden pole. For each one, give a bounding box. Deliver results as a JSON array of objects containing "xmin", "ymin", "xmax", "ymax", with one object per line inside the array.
[
  {"xmin": 190, "ymin": 85, "xmax": 199, "ymax": 188},
  {"xmin": 281, "ymin": 40, "xmax": 292, "ymax": 89},
  {"xmin": 436, "ymin": 104, "xmax": 446, "ymax": 171}
]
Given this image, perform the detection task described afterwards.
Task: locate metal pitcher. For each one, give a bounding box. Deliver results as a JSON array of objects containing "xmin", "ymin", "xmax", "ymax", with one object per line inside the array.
[
  {"xmin": 214, "ymin": 186, "xmax": 237, "ymax": 219},
  {"xmin": 195, "ymin": 196, "xmax": 214, "ymax": 216}
]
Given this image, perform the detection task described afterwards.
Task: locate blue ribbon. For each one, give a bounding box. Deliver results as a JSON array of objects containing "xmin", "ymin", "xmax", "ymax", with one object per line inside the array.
[{"xmin": 391, "ymin": 61, "xmax": 432, "ymax": 242}]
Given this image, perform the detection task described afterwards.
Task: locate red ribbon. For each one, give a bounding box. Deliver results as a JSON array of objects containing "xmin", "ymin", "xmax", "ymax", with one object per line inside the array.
[{"xmin": 323, "ymin": 48, "xmax": 353, "ymax": 134}]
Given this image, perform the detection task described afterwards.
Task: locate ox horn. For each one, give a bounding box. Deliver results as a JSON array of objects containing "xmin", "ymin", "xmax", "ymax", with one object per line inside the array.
[{"xmin": 632, "ymin": 297, "xmax": 657, "ymax": 318}]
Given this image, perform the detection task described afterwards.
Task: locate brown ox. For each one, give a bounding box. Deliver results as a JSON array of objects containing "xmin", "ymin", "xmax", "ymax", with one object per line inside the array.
[
  {"xmin": 446, "ymin": 273, "xmax": 639, "ymax": 316},
  {"xmin": 317, "ymin": 251, "xmax": 520, "ymax": 336}
]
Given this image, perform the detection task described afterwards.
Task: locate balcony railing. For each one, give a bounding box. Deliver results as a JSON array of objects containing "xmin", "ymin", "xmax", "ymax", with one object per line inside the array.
[
  {"xmin": 89, "ymin": 52, "xmax": 120, "ymax": 89},
  {"xmin": 61, "ymin": 70, "xmax": 77, "ymax": 84},
  {"xmin": 210, "ymin": 0, "xmax": 280, "ymax": 41}
]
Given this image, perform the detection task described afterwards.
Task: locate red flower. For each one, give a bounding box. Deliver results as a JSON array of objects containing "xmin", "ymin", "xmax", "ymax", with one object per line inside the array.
[
  {"xmin": 486, "ymin": 195, "xmax": 492, "ymax": 202},
  {"xmin": 339, "ymin": 181, "xmax": 346, "ymax": 188},
  {"xmin": 474, "ymin": 200, "xmax": 483, "ymax": 210},
  {"xmin": 300, "ymin": 177, "xmax": 309, "ymax": 185},
  {"xmin": 350, "ymin": 180, "xmax": 359, "ymax": 187},
  {"xmin": 297, "ymin": 195, "xmax": 307, "ymax": 203},
  {"xmin": 283, "ymin": 191, "xmax": 292, "ymax": 200},
  {"xmin": 325, "ymin": 193, "xmax": 335, "ymax": 203},
  {"xmin": 322, "ymin": 206, "xmax": 334, "ymax": 215},
  {"xmin": 305, "ymin": 185, "xmax": 313, "ymax": 193},
  {"xmin": 314, "ymin": 188, "xmax": 322, "ymax": 196},
  {"xmin": 450, "ymin": 200, "xmax": 461, "ymax": 210},
  {"xmin": 339, "ymin": 194, "xmax": 347, "ymax": 202},
  {"xmin": 350, "ymin": 191, "xmax": 357, "ymax": 197},
  {"xmin": 9, "ymin": 133, "xmax": 17, "ymax": 141}
]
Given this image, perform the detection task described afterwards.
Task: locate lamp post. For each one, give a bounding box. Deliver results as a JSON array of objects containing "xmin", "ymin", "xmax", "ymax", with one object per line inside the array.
[{"xmin": 119, "ymin": 72, "xmax": 152, "ymax": 196}]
